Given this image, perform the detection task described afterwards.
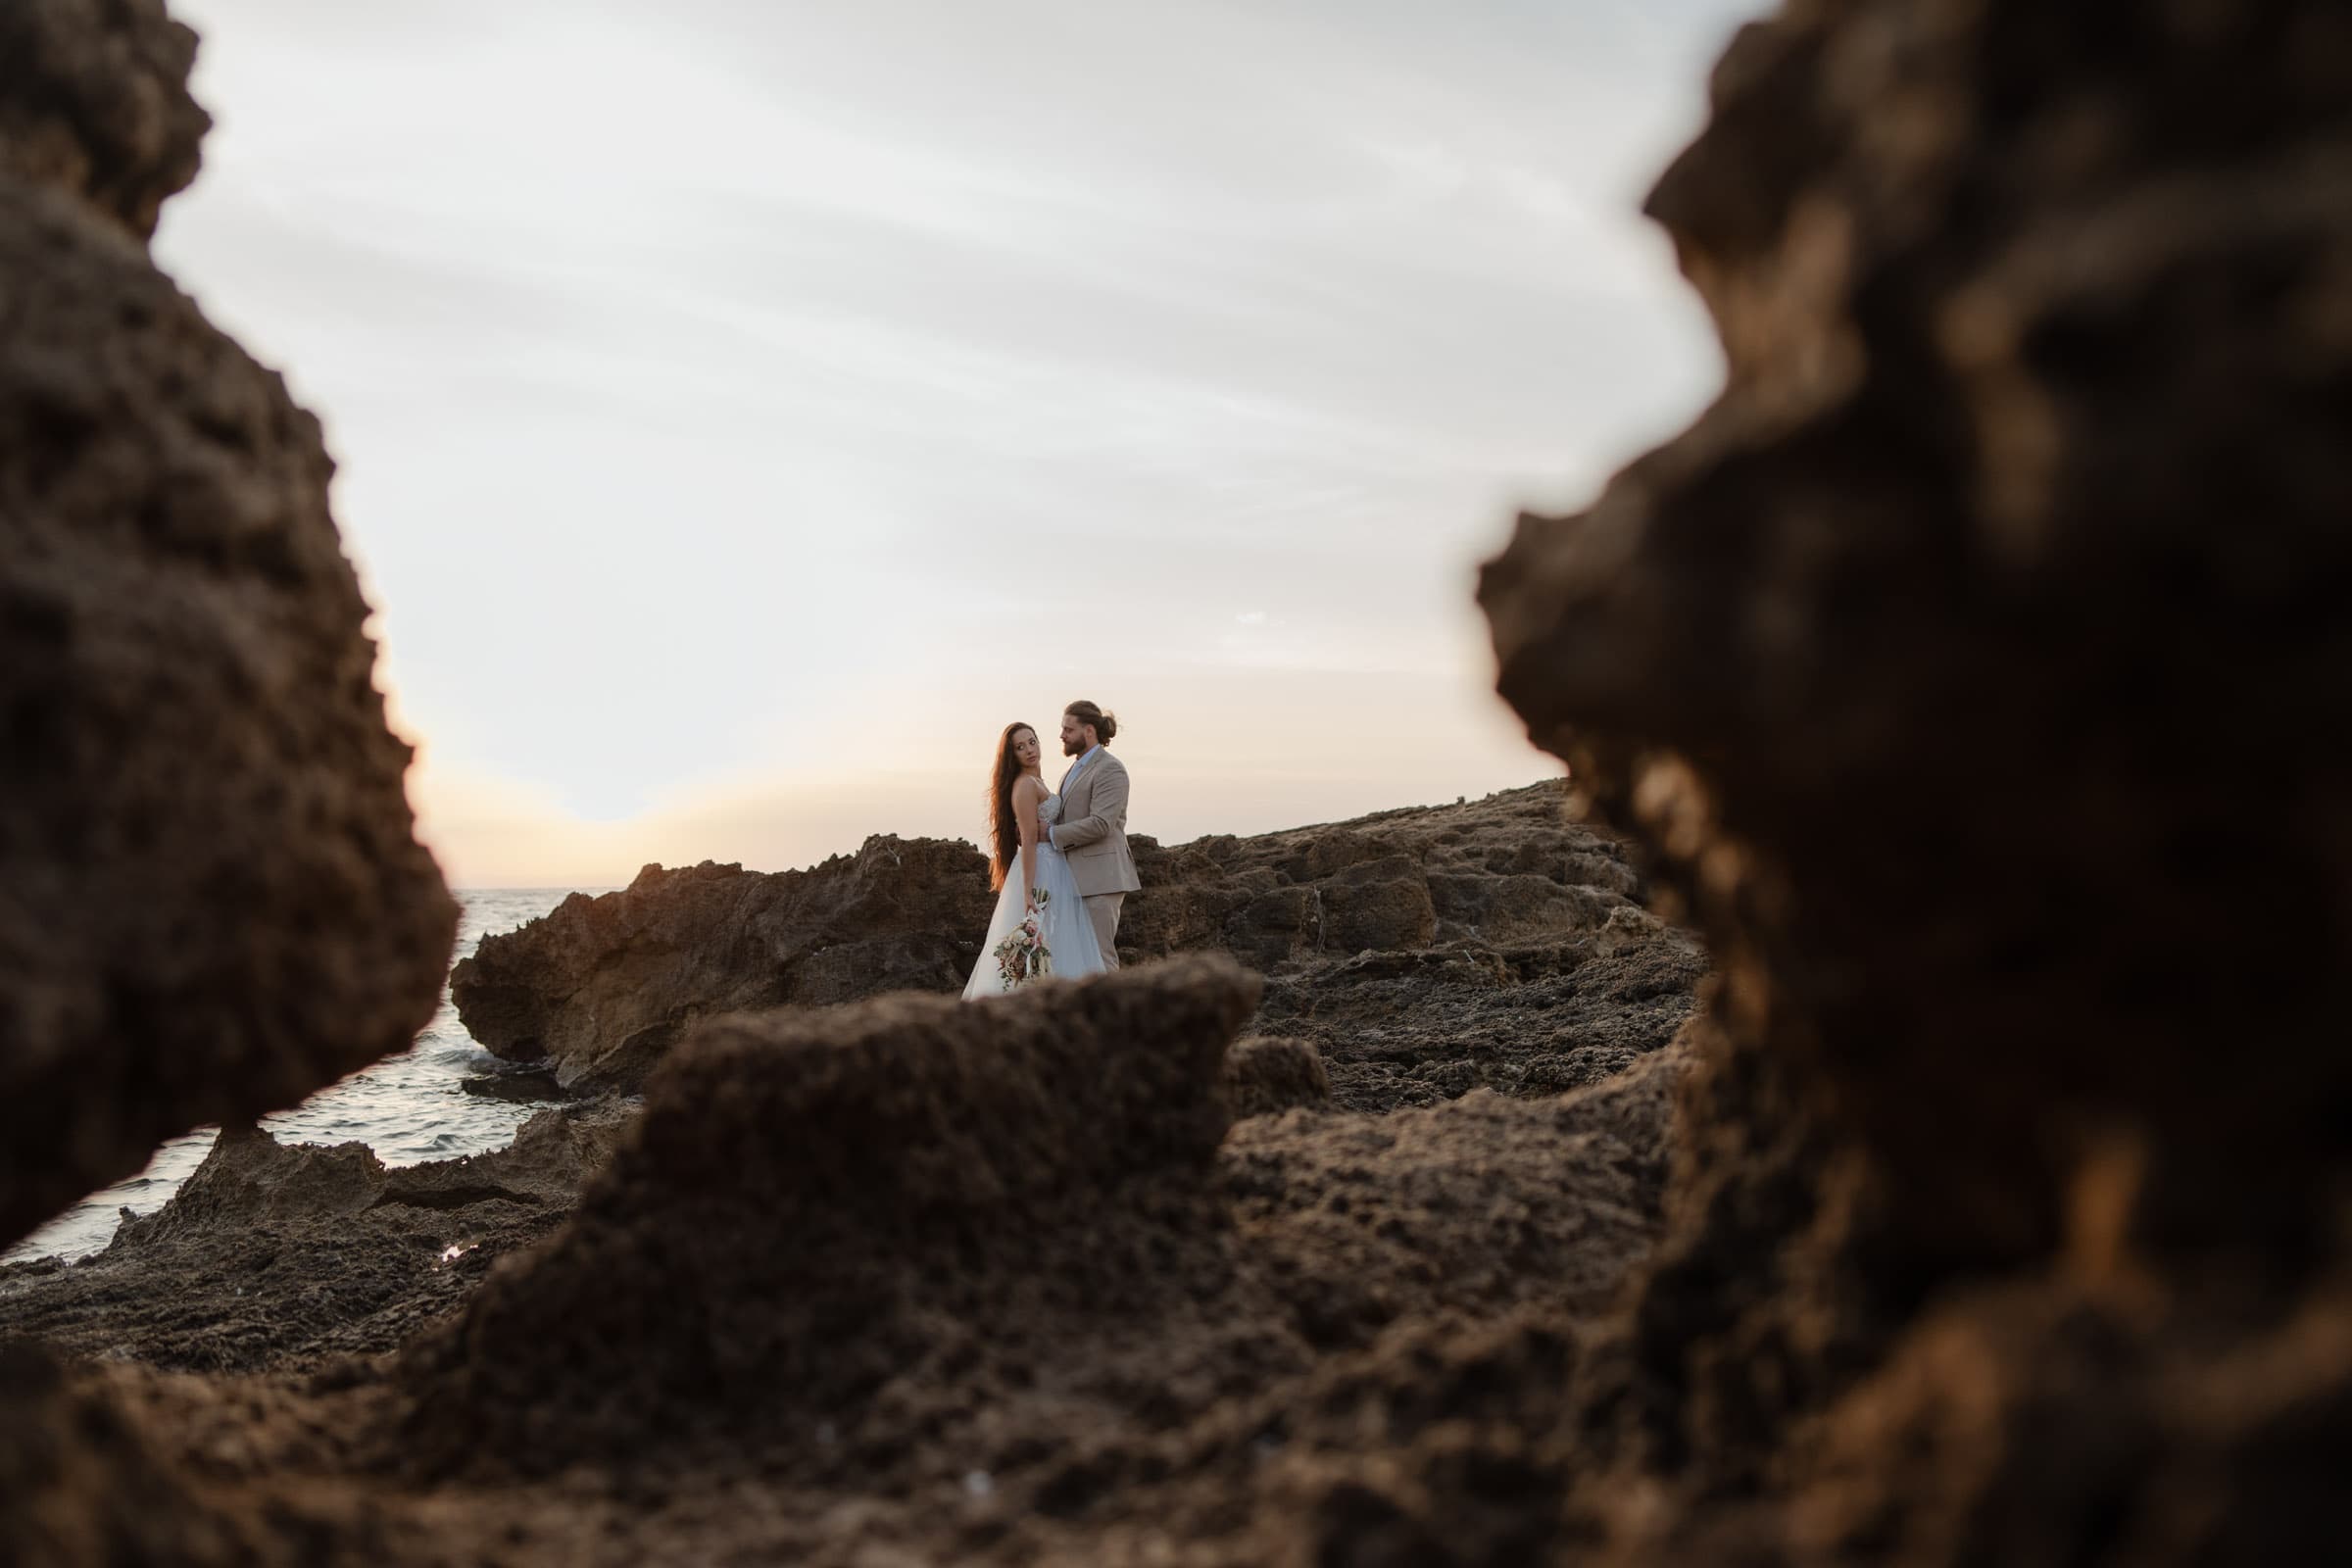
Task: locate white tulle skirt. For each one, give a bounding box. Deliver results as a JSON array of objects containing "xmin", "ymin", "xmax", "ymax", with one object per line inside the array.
[{"xmin": 961, "ymin": 843, "xmax": 1107, "ymax": 998}]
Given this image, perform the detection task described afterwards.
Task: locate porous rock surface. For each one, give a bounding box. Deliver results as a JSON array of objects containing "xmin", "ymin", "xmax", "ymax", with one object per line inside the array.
[
  {"xmin": 0, "ymin": 0, "xmax": 208, "ymax": 238},
  {"xmin": 0, "ymin": 1108, "xmax": 628, "ymax": 1374},
  {"xmin": 6, "ymin": 956, "xmax": 1690, "ymax": 1566},
  {"xmin": 1222, "ymin": 1035, "xmax": 1330, "ymax": 1119},
  {"xmin": 1477, "ymin": 0, "xmax": 2352, "ymax": 1559},
  {"xmin": 454, "ymin": 783, "xmax": 1706, "ymax": 1106},
  {"xmin": 13, "ymin": 0, "xmax": 2347, "ymax": 1561},
  {"xmin": 0, "ymin": 0, "xmax": 458, "ymax": 1252},
  {"xmin": 450, "ymin": 838, "xmax": 998, "ymax": 1090}
]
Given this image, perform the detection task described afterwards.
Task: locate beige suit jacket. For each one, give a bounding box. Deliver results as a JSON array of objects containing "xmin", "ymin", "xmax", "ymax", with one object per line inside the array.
[{"xmin": 1048, "ymin": 747, "xmax": 1142, "ymax": 898}]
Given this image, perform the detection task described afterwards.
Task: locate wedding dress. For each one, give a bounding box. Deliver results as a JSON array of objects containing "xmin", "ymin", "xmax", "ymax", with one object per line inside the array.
[{"xmin": 961, "ymin": 791, "xmax": 1108, "ymax": 998}]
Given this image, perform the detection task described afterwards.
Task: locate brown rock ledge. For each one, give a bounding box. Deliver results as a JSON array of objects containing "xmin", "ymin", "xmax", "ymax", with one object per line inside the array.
[{"xmin": 453, "ymin": 783, "xmax": 1707, "ymax": 1108}]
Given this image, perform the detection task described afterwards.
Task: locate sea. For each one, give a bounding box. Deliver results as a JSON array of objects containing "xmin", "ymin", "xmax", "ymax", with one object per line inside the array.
[{"xmin": 4, "ymin": 889, "xmax": 609, "ymax": 1267}]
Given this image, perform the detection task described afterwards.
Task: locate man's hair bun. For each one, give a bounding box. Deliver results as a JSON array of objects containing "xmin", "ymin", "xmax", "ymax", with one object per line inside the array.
[{"xmin": 1064, "ymin": 700, "xmax": 1118, "ymax": 742}]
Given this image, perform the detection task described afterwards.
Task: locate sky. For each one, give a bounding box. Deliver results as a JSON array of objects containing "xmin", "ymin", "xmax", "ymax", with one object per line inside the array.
[{"xmin": 157, "ymin": 0, "xmax": 1760, "ymax": 888}]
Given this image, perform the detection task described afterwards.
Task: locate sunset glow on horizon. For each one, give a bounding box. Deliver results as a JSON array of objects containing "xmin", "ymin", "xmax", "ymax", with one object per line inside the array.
[{"xmin": 163, "ymin": 0, "xmax": 1761, "ymax": 888}]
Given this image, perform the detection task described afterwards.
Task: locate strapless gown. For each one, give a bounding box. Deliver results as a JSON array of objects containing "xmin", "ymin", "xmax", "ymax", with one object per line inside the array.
[{"xmin": 961, "ymin": 791, "xmax": 1109, "ymax": 998}]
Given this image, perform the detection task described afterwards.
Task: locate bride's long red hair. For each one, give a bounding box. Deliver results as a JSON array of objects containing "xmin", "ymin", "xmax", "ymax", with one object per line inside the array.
[{"xmin": 984, "ymin": 722, "xmax": 1035, "ymax": 891}]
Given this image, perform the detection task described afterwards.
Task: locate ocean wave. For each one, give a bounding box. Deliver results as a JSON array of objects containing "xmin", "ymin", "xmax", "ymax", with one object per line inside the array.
[{"xmin": 3, "ymin": 889, "xmax": 600, "ymax": 1266}]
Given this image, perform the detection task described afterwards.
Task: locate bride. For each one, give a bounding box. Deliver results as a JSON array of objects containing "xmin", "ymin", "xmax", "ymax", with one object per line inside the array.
[{"xmin": 961, "ymin": 721, "xmax": 1109, "ymax": 998}]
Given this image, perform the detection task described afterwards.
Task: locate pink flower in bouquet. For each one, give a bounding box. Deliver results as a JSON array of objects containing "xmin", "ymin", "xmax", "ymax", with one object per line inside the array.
[{"xmin": 992, "ymin": 898, "xmax": 1053, "ymax": 987}]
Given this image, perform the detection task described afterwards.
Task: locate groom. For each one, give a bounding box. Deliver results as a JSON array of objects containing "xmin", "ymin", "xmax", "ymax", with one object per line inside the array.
[{"xmin": 1046, "ymin": 699, "xmax": 1141, "ymax": 966}]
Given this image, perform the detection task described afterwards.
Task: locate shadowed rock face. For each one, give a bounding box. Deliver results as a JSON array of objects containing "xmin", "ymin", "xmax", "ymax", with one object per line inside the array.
[
  {"xmin": 1481, "ymin": 0, "xmax": 2352, "ymax": 1558},
  {"xmin": 20, "ymin": 0, "xmax": 2345, "ymax": 1557},
  {"xmin": 0, "ymin": 1111, "xmax": 629, "ymax": 1374},
  {"xmin": 450, "ymin": 840, "xmax": 999, "ymax": 1090},
  {"xmin": 0, "ymin": 4, "xmax": 1702, "ymax": 1565},
  {"xmin": 377, "ymin": 955, "xmax": 1687, "ymax": 1565},
  {"xmin": 396, "ymin": 956, "xmax": 1271, "ymax": 1481},
  {"xmin": 453, "ymin": 784, "xmax": 1707, "ymax": 1105},
  {"xmin": 0, "ymin": 0, "xmax": 208, "ymax": 238},
  {"xmin": 0, "ymin": 1341, "xmax": 271, "ymax": 1568},
  {"xmin": 0, "ymin": 0, "xmax": 458, "ymax": 1250},
  {"xmin": 1223, "ymin": 1036, "xmax": 1330, "ymax": 1119},
  {"xmin": 1483, "ymin": 0, "xmax": 2352, "ymax": 1269},
  {"xmin": 5, "ymin": 955, "xmax": 1692, "ymax": 1567}
]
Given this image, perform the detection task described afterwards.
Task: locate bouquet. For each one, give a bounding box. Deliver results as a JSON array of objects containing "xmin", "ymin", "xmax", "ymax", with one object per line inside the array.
[{"xmin": 993, "ymin": 887, "xmax": 1053, "ymax": 987}]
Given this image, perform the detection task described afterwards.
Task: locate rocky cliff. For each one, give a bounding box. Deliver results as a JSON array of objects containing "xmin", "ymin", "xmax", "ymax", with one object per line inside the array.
[
  {"xmin": 1476, "ymin": 0, "xmax": 2352, "ymax": 1559},
  {"xmin": 0, "ymin": 1108, "xmax": 628, "ymax": 1374},
  {"xmin": 4, "ymin": 0, "xmax": 2346, "ymax": 1564},
  {"xmin": 452, "ymin": 838, "xmax": 999, "ymax": 1090},
  {"xmin": 453, "ymin": 782, "xmax": 1704, "ymax": 1108},
  {"xmin": 0, "ymin": 0, "xmax": 457, "ymax": 1257}
]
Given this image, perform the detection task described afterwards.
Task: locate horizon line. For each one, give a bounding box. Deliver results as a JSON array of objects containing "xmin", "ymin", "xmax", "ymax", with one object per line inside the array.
[{"xmin": 442, "ymin": 776, "xmax": 1569, "ymax": 893}]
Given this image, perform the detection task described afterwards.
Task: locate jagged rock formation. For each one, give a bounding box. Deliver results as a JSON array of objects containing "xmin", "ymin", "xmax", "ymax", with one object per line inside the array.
[
  {"xmin": 397, "ymin": 957, "xmax": 1278, "ymax": 1481},
  {"xmin": 1223, "ymin": 1035, "xmax": 1330, "ymax": 1119},
  {"xmin": 0, "ymin": 0, "xmax": 459, "ymax": 1250},
  {"xmin": 375, "ymin": 956, "xmax": 1686, "ymax": 1563},
  {"xmin": 1477, "ymin": 0, "xmax": 2352, "ymax": 1559},
  {"xmin": 0, "ymin": 0, "xmax": 208, "ymax": 238},
  {"xmin": 0, "ymin": 1110, "xmax": 628, "ymax": 1373},
  {"xmin": 6, "ymin": 959, "xmax": 1691, "ymax": 1567},
  {"xmin": 0, "ymin": 1342, "xmax": 284, "ymax": 1568},
  {"xmin": 1139, "ymin": 787, "xmax": 1705, "ymax": 1109},
  {"xmin": 451, "ymin": 840, "xmax": 998, "ymax": 1090},
  {"xmin": 454, "ymin": 784, "xmax": 1706, "ymax": 1107},
  {"xmin": 13, "ymin": 0, "xmax": 2344, "ymax": 1560}
]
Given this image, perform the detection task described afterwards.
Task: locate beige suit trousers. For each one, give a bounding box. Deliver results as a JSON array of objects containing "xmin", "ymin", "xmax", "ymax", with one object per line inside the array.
[{"xmin": 1085, "ymin": 892, "xmax": 1125, "ymax": 968}]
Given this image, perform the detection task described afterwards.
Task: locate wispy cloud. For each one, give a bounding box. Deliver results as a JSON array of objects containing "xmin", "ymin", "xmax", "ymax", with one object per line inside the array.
[{"xmin": 164, "ymin": 0, "xmax": 1758, "ymax": 878}]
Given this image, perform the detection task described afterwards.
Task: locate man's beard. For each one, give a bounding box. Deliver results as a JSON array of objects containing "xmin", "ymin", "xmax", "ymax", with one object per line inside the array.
[{"xmin": 1064, "ymin": 738, "xmax": 1084, "ymax": 756}]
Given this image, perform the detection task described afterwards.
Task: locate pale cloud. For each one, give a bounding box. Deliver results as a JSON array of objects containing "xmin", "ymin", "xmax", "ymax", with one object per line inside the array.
[{"xmin": 164, "ymin": 0, "xmax": 1758, "ymax": 882}]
